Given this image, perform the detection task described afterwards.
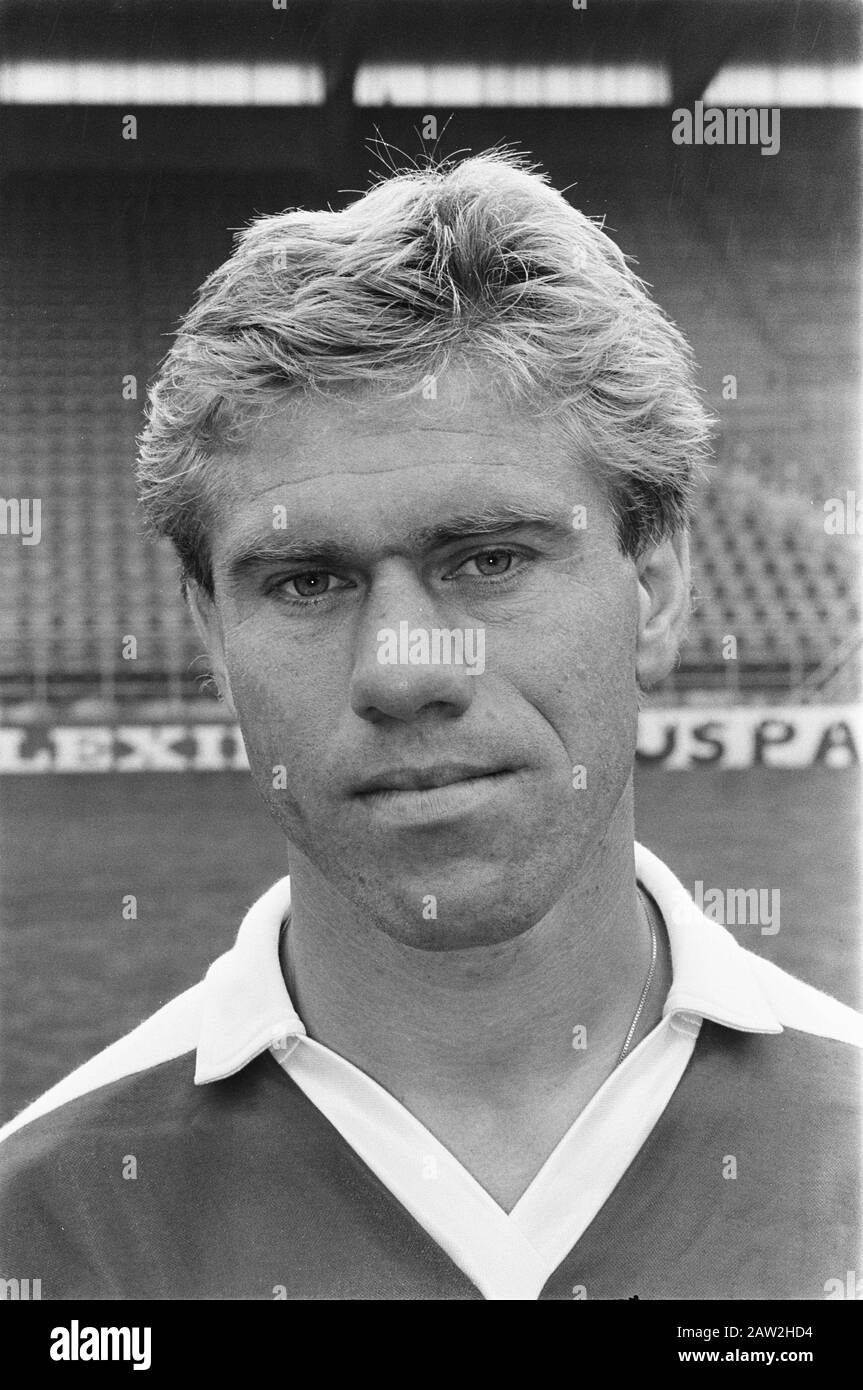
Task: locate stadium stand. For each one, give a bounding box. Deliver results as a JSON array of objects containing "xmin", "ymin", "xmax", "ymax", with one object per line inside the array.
[{"xmin": 0, "ymin": 105, "xmax": 859, "ymax": 710}]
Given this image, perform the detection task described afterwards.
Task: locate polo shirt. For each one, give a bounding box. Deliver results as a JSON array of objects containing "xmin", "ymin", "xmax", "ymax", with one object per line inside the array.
[{"xmin": 0, "ymin": 843, "xmax": 860, "ymax": 1300}]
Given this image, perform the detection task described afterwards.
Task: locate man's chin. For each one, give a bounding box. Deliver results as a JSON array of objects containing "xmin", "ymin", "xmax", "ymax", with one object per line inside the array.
[{"xmin": 347, "ymin": 863, "xmax": 567, "ymax": 951}]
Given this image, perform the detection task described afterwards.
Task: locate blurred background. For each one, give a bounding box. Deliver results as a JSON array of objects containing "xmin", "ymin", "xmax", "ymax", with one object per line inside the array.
[{"xmin": 0, "ymin": 0, "xmax": 860, "ymax": 1120}]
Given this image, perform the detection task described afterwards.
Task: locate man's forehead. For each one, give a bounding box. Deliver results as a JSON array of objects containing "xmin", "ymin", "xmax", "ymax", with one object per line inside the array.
[
  {"xmin": 239, "ymin": 410, "xmax": 544, "ymax": 483},
  {"xmin": 235, "ymin": 434, "xmax": 527, "ymax": 499},
  {"xmin": 205, "ymin": 394, "xmax": 614, "ymax": 582},
  {"xmin": 213, "ymin": 385, "xmax": 588, "ymax": 508},
  {"xmin": 217, "ymin": 483, "xmax": 581, "ymax": 570},
  {"xmin": 205, "ymin": 382, "xmax": 606, "ymax": 559},
  {"xmin": 216, "ymin": 455, "xmax": 594, "ymax": 544}
]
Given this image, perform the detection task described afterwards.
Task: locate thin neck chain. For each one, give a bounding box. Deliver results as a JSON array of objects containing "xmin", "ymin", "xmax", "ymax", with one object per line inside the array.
[{"xmin": 616, "ymin": 889, "xmax": 658, "ymax": 1067}]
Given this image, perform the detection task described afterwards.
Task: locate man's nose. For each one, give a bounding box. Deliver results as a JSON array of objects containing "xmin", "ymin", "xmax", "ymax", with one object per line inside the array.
[{"xmin": 349, "ymin": 571, "xmax": 477, "ymax": 724}]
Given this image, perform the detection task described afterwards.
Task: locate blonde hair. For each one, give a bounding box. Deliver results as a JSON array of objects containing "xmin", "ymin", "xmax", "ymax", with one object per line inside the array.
[{"xmin": 137, "ymin": 150, "xmax": 712, "ymax": 592}]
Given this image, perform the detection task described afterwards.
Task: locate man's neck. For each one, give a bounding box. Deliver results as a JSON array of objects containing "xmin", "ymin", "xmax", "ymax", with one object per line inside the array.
[{"xmin": 279, "ymin": 815, "xmax": 669, "ymax": 1116}]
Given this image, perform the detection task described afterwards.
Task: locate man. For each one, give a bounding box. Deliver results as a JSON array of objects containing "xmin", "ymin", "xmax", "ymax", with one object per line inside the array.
[{"xmin": 1, "ymin": 152, "xmax": 859, "ymax": 1300}]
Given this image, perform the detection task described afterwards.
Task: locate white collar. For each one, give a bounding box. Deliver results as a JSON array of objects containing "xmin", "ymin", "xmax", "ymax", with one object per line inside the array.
[{"xmin": 194, "ymin": 841, "xmax": 782, "ymax": 1085}]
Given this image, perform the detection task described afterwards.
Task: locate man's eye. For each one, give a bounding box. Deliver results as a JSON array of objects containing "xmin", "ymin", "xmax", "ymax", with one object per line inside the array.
[
  {"xmin": 455, "ymin": 548, "xmax": 517, "ymax": 578},
  {"xmin": 278, "ymin": 571, "xmax": 344, "ymax": 599}
]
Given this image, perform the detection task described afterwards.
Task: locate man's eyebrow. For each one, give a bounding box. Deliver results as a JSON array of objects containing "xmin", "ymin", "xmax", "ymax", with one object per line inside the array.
[
  {"xmin": 223, "ymin": 504, "xmax": 574, "ymax": 582},
  {"xmin": 225, "ymin": 540, "xmax": 353, "ymax": 582},
  {"xmin": 412, "ymin": 504, "xmax": 573, "ymax": 549}
]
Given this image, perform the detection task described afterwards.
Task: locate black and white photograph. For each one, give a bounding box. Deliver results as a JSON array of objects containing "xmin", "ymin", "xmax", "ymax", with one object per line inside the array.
[{"xmin": 0, "ymin": 0, "xmax": 860, "ymax": 1343}]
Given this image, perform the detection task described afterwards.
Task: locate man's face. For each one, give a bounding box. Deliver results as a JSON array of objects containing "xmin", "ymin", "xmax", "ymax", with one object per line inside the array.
[{"xmin": 202, "ymin": 370, "xmax": 642, "ymax": 947}]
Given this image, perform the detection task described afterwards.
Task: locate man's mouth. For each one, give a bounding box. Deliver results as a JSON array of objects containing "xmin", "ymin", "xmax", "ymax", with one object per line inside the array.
[
  {"xmin": 353, "ymin": 763, "xmax": 514, "ymax": 795},
  {"xmin": 352, "ymin": 763, "xmax": 520, "ymax": 828}
]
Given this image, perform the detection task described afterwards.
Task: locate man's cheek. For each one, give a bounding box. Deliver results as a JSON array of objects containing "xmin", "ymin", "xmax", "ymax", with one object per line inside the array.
[
  {"xmin": 223, "ymin": 637, "xmax": 301, "ymax": 720},
  {"xmin": 221, "ymin": 663, "xmax": 299, "ymax": 773},
  {"xmin": 508, "ymin": 601, "xmax": 631, "ymax": 699},
  {"xmin": 225, "ymin": 666, "xmax": 337, "ymax": 798},
  {"xmin": 517, "ymin": 618, "xmax": 635, "ymax": 765}
]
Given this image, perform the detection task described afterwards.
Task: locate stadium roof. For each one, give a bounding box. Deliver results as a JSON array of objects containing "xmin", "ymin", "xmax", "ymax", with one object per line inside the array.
[{"xmin": 0, "ymin": 0, "xmax": 859, "ymax": 110}]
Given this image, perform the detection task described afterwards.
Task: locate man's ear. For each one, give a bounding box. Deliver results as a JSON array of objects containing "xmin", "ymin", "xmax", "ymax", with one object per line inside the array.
[
  {"xmin": 635, "ymin": 532, "xmax": 691, "ymax": 689},
  {"xmin": 185, "ymin": 580, "xmax": 237, "ymax": 717}
]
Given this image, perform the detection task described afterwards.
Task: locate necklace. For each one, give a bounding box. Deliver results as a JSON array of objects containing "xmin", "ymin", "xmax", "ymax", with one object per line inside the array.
[{"xmin": 615, "ymin": 889, "xmax": 658, "ymax": 1067}]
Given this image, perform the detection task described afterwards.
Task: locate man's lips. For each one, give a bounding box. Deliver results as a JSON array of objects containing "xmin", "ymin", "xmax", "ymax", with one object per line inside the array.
[
  {"xmin": 353, "ymin": 763, "xmax": 515, "ymax": 795},
  {"xmin": 351, "ymin": 763, "xmax": 521, "ymax": 829}
]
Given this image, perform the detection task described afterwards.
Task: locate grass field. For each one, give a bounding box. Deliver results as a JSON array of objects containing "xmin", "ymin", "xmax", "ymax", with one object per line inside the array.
[{"xmin": 1, "ymin": 766, "xmax": 859, "ymax": 1124}]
